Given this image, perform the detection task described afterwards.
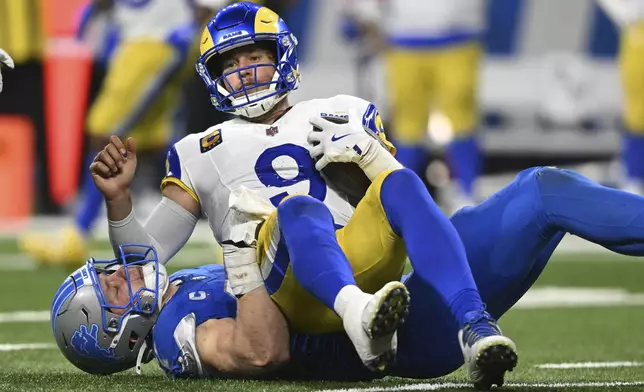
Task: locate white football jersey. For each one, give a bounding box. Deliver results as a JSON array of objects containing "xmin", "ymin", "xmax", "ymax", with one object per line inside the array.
[
  {"xmin": 346, "ymin": 0, "xmax": 485, "ymax": 42},
  {"xmin": 162, "ymin": 95, "xmax": 391, "ymax": 243},
  {"xmin": 112, "ymin": 0, "xmax": 195, "ymax": 42}
]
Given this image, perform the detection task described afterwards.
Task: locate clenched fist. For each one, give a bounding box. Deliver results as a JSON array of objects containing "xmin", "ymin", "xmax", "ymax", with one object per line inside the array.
[{"xmin": 90, "ymin": 136, "xmax": 137, "ymax": 201}]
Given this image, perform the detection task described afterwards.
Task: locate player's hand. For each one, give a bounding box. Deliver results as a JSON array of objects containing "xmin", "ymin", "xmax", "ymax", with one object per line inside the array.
[
  {"xmin": 307, "ymin": 109, "xmax": 379, "ymax": 171},
  {"xmin": 221, "ymin": 241, "xmax": 263, "ymax": 297},
  {"xmin": 90, "ymin": 136, "xmax": 137, "ymax": 200},
  {"xmin": 0, "ymin": 48, "xmax": 14, "ymax": 93}
]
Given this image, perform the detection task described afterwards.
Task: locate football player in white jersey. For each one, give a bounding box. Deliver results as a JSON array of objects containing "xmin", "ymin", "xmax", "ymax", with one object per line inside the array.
[
  {"xmin": 597, "ymin": 0, "xmax": 644, "ymax": 195},
  {"xmin": 88, "ymin": 1, "xmax": 517, "ymax": 383},
  {"xmin": 345, "ymin": 0, "xmax": 486, "ymax": 212},
  {"xmin": 0, "ymin": 48, "xmax": 13, "ymax": 93}
]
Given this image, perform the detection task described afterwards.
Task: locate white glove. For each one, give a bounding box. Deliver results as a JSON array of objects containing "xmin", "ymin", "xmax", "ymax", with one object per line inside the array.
[
  {"xmin": 0, "ymin": 49, "xmax": 14, "ymax": 93},
  {"xmin": 307, "ymin": 110, "xmax": 402, "ymax": 181},
  {"xmin": 222, "ymin": 242, "xmax": 263, "ymax": 297}
]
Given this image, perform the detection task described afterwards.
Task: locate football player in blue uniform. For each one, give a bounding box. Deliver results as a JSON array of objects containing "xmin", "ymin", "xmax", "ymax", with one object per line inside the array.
[{"xmin": 51, "ymin": 243, "xmax": 292, "ymax": 378}]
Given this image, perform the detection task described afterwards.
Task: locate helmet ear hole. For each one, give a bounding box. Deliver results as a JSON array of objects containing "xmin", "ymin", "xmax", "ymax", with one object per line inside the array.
[
  {"xmin": 205, "ymin": 55, "xmax": 222, "ymax": 79},
  {"xmin": 128, "ymin": 330, "xmax": 139, "ymax": 351},
  {"xmin": 81, "ymin": 308, "xmax": 90, "ymax": 324}
]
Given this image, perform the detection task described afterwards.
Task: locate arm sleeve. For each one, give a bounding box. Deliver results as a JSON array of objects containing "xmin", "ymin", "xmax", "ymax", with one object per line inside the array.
[{"xmin": 108, "ymin": 197, "xmax": 198, "ymax": 265}]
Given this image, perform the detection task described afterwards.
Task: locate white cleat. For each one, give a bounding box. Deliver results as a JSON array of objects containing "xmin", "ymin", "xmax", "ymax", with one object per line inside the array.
[
  {"xmin": 340, "ymin": 282, "xmax": 410, "ymax": 372},
  {"xmin": 459, "ymin": 310, "xmax": 518, "ymax": 390}
]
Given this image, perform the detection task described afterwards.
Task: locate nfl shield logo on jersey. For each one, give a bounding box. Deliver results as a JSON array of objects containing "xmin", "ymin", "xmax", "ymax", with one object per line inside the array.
[{"xmin": 266, "ymin": 126, "xmax": 279, "ymax": 136}]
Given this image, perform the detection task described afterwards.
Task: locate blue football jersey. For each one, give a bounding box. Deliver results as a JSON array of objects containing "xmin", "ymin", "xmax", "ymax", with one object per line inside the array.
[
  {"xmin": 152, "ymin": 264, "xmax": 237, "ymax": 378},
  {"xmin": 152, "ymin": 264, "xmax": 379, "ymax": 381}
]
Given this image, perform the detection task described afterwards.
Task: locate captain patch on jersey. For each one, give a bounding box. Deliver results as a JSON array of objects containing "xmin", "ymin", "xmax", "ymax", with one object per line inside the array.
[{"xmin": 200, "ymin": 129, "xmax": 223, "ymax": 153}]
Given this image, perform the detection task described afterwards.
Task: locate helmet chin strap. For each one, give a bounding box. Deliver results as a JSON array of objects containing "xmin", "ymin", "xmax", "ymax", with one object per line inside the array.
[
  {"xmin": 141, "ymin": 263, "xmax": 169, "ymax": 309},
  {"xmin": 135, "ymin": 339, "xmax": 153, "ymax": 375},
  {"xmin": 231, "ymin": 90, "xmax": 288, "ymax": 118}
]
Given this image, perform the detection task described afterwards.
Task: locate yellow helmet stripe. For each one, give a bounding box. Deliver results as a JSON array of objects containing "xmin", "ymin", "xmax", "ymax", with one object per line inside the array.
[
  {"xmin": 200, "ymin": 26, "xmax": 216, "ymax": 56},
  {"xmin": 254, "ymin": 7, "xmax": 280, "ymax": 34}
]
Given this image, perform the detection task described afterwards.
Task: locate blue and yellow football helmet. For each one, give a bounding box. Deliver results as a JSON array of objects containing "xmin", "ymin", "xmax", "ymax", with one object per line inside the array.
[{"xmin": 196, "ymin": 1, "xmax": 300, "ymax": 118}]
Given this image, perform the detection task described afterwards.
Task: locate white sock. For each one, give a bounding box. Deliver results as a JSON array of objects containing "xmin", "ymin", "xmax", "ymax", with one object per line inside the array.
[{"xmin": 333, "ymin": 284, "xmax": 367, "ymax": 318}]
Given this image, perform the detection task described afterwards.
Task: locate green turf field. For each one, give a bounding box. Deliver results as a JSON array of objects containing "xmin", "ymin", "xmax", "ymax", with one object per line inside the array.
[{"xmin": 0, "ymin": 239, "xmax": 643, "ymax": 392}]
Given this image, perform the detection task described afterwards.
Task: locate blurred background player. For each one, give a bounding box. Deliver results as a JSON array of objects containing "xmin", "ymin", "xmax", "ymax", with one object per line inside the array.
[
  {"xmin": 597, "ymin": 0, "xmax": 644, "ymax": 195},
  {"xmin": 0, "ymin": 49, "xmax": 14, "ymax": 93},
  {"xmin": 0, "ymin": 0, "xmax": 52, "ymax": 213},
  {"xmin": 345, "ymin": 0, "xmax": 485, "ymax": 212},
  {"xmin": 19, "ymin": 0, "xmax": 224, "ymax": 267}
]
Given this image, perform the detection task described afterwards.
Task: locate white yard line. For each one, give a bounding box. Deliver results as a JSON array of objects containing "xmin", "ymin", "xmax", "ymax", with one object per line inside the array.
[
  {"xmin": 0, "ymin": 343, "xmax": 56, "ymax": 352},
  {"xmin": 536, "ymin": 361, "xmax": 644, "ymax": 369},
  {"xmin": 315, "ymin": 381, "xmax": 644, "ymax": 392},
  {"xmin": 514, "ymin": 287, "xmax": 644, "ymax": 309},
  {"xmin": 0, "ymin": 310, "xmax": 49, "ymax": 323}
]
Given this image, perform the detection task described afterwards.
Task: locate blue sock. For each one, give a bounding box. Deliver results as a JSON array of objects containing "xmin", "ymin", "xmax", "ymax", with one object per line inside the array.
[
  {"xmin": 74, "ymin": 152, "xmax": 104, "ymax": 237},
  {"xmin": 446, "ymin": 135, "xmax": 481, "ymax": 196},
  {"xmin": 380, "ymin": 168, "xmax": 484, "ymax": 328},
  {"xmin": 277, "ymin": 196, "xmax": 357, "ymax": 311},
  {"xmin": 621, "ymin": 131, "xmax": 644, "ymax": 182},
  {"xmin": 536, "ymin": 167, "xmax": 644, "ymax": 255},
  {"xmin": 394, "ymin": 143, "xmax": 429, "ymax": 180}
]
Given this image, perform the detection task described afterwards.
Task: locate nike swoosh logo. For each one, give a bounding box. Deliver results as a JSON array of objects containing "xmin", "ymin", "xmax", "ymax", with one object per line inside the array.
[{"xmin": 331, "ymin": 134, "xmax": 351, "ymax": 142}]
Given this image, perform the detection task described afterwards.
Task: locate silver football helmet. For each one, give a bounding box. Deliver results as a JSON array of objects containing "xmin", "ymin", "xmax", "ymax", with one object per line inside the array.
[{"xmin": 51, "ymin": 244, "xmax": 169, "ymax": 374}]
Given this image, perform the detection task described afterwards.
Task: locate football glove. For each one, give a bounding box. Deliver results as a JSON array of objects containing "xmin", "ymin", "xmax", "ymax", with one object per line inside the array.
[
  {"xmin": 307, "ymin": 109, "xmax": 402, "ymax": 181},
  {"xmin": 221, "ymin": 241, "xmax": 263, "ymax": 297},
  {"xmin": 0, "ymin": 48, "xmax": 14, "ymax": 93}
]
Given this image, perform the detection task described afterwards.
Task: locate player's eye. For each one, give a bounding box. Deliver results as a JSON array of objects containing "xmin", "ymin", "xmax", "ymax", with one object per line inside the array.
[
  {"xmin": 222, "ymin": 60, "xmax": 237, "ymax": 71},
  {"xmin": 97, "ymin": 268, "xmax": 115, "ymax": 276}
]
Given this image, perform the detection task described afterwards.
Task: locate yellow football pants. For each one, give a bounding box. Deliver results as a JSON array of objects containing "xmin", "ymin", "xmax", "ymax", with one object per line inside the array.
[
  {"xmin": 385, "ymin": 42, "xmax": 481, "ymax": 143},
  {"xmin": 620, "ymin": 22, "xmax": 644, "ymax": 133},
  {"xmin": 87, "ymin": 40, "xmax": 186, "ymax": 150},
  {"xmin": 256, "ymin": 170, "xmax": 408, "ymax": 333}
]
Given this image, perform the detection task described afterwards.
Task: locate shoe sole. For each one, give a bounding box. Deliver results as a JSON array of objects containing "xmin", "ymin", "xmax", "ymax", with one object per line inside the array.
[
  {"xmin": 473, "ymin": 343, "xmax": 518, "ymax": 390},
  {"xmin": 365, "ymin": 282, "xmax": 411, "ymax": 340}
]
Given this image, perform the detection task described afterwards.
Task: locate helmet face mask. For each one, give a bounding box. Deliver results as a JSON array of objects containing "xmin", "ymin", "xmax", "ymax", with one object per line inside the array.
[
  {"xmin": 51, "ymin": 245, "xmax": 168, "ymax": 375},
  {"xmin": 196, "ymin": 2, "xmax": 300, "ymax": 118}
]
